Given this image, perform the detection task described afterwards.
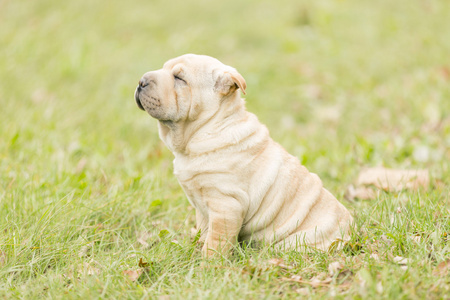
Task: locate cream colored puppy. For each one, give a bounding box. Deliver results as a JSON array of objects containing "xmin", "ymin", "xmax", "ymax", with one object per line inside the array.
[{"xmin": 135, "ymin": 54, "xmax": 353, "ymax": 256}]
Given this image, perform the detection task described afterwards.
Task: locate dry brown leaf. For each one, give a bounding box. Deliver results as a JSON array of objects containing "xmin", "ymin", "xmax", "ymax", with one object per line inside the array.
[
  {"xmin": 310, "ymin": 276, "xmax": 332, "ymax": 288},
  {"xmin": 393, "ymin": 256, "xmax": 408, "ymax": 265},
  {"xmin": 376, "ymin": 281, "xmax": 383, "ymax": 294},
  {"xmin": 78, "ymin": 242, "xmax": 93, "ymax": 258},
  {"xmin": 136, "ymin": 231, "xmax": 156, "ymax": 240},
  {"xmin": 31, "ymin": 89, "xmax": 53, "ymax": 103},
  {"xmin": 135, "ymin": 231, "xmax": 158, "ymax": 249},
  {"xmin": 281, "ymin": 115, "xmax": 296, "ymax": 130},
  {"xmin": 380, "ymin": 234, "xmax": 393, "ymax": 245},
  {"xmin": 438, "ymin": 66, "xmax": 450, "ymax": 81},
  {"xmin": 281, "ymin": 275, "xmax": 332, "ymax": 288},
  {"xmin": 290, "ymin": 275, "xmax": 302, "ymax": 281},
  {"xmin": 190, "ymin": 227, "xmax": 199, "ymax": 237},
  {"xmin": 295, "ymin": 287, "xmax": 310, "ymax": 295},
  {"xmin": 83, "ymin": 262, "xmax": 100, "ymax": 276},
  {"xmin": 75, "ymin": 158, "xmax": 87, "ymax": 174},
  {"xmin": 369, "ymin": 253, "xmax": 380, "ymax": 261},
  {"xmin": 356, "ymin": 167, "xmax": 429, "ymax": 192},
  {"xmin": 345, "ymin": 185, "xmax": 378, "ymax": 201},
  {"xmin": 411, "ymin": 234, "xmax": 422, "ymax": 243},
  {"xmin": 302, "ymin": 84, "xmax": 322, "ymax": 100},
  {"xmin": 0, "ymin": 251, "xmax": 6, "ymax": 267},
  {"xmin": 123, "ymin": 269, "xmax": 143, "ymax": 281},
  {"xmin": 315, "ymin": 104, "xmax": 342, "ymax": 124},
  {"xmin": 433, "ymin": 259, "xmax": 450, "ymax": 276},
  {"xmin": 328, "ymin": 261, "xmax": 344, "ymax": 276},
  {"xmin": 137, "ymin": 238, "xmax": 149, "ymax": 248},
  {"xmin": 268, "ymin": 258, "xmax": 293, "ymax": 270},
  {"xmin": 139, "ymin": 258, "xmax": 148, "ymax": 268}
]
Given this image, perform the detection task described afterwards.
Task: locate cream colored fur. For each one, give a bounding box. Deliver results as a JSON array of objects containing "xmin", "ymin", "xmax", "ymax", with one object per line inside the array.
[{"xmin": 135, "ymin": 54, "xmax": 353, "ymax": 256}]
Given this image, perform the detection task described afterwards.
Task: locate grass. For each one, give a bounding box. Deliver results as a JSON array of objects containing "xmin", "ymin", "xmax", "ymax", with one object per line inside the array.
[{"xmin": 1, "ymin": 0, "xmax": 449, "ymax": 298}]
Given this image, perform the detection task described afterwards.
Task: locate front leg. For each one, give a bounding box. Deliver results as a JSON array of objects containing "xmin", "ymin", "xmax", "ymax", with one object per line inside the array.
[
  {"xmin": 201, "ymin": 192, "xmax": 245, "ymax": 257},
  {"xmin": 195, "ymin": 209, "xmax": 208, "ymax": 242}
]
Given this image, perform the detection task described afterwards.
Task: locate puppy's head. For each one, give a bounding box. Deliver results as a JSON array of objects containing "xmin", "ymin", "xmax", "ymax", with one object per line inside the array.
[{"xmin": 134, "ymin": 54, "xmax": 246, "ymax": 123}]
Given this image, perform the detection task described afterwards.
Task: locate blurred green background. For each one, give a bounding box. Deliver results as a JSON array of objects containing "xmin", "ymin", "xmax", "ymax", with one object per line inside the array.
[
  {"xmin": 0, "ymin": 0, "xmax": 449, "ymax": 298},
  {"xmin": 1, "ymin": 1, "xmax": 449, "ymax": 183}
]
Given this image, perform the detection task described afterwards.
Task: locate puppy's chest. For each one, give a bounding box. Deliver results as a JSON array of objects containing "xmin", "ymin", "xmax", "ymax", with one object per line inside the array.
[
  {"xmin": 172, "ymin": 153, "xmax": 247, "ymax": 210},
  {"xmin": 173, "ymin": 152, "xmax": 244, "ymax": 181}
]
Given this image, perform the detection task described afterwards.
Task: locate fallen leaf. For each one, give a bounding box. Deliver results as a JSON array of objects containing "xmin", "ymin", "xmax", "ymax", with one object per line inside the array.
[
  {"xmin": 151, "ymin": 220, "xmax": 162, "ymax": 227},
  {"xmin": 440, "ymin": 66, "xmax": 450, "ymax": 79},
  {"xmin": 137, "ymin": 238, "xmax": 149, "ymax": 248},
  {"xmin": 290, "ymin": 275, "xmax": 302, "ymax": 281},
  {"xmin": 31, "ymin": 88, "xmax": 53, "ymax": 103},
  {"xmin": 411, "ymin": 234, "xmax": 422, "ymax": 243},
  {"xmin": 356, "ymin": 167, "xmax": 429, "ymax": 192},
  {"xmin": 190, "ymin": 227, "xmax": 199, "ymax": 237},
  {"xmin": 310, "ymin": 276, "xmax": 332, "ymax": 288},
  {"xmin": 123, "ymin": 269, "xmax": 143, "ymax": 282},
  {"xmin": 268, "ymin": 258, "xmax": 293, "ymax": 270},
  {"xmin": 380, "ymin": 234, "xmax": 393, "ymax": 245},
  {"xmin": 75, "ymin": 158, "xmax": 87, "ymax": 174},
  {"xmin": 83, "ymin": 262, "xmax": 100, "ymax": 276},
  {"xmin": 281, "ymin": 115, "xmax": 296, "ymax": 130},
  {"xmin": 295, "ymin": 287, "xmax": 310, "ymax": 295},
  {"xmin": 0, "ymin": 251, "xmax": 6, "ymax": 267},
  {"xmin": 281, "ymin": 275, "xmax": 332, "ymax": 288},
  {"xmin": 139, "ymin": 258, "xmax": 148, "ymax": 268},
  {"xmin": 136, "ymin": 231, "xmax": 158, "ymax": 249},
  {"xmin": 78, "ymin": 242, "xmax": 93, "ymax": 258},
  {"xmin": 393, "ymin": 256, "xmax": 408, "ymax": 265},
  {"xmin": 369, "ymin": 253, "xmax": 380, "ymax": 261},
  {"xmin": 328, "ymin": 261, "xmax": 344, "ymax": 276},
  {"xmin": 412, "ymin": 145, "xmax": 430, "ymax": 163},
  {"xmin": 302, "ymin": 84, "xmax": 322, "ymax": 100},
  {"xmin": 315, "ymin": 104, "xmax": 342, "ymax": 124},
  {"xmin": 158, "ymin": 229, "xmax": 170, "ymax": 238},
  {"xmin": 432, "ymin": 259, "xmax": 450, "ymax": 276},
  {"xmin": 376, "ymin": 281, "xmax": 383, "ymax": 293},
  {"xmin": 328, "ymin": 239, "xmax": 345, "ymax": 253},
  {"xmin": 345, "ymin": 185, "xmax": 378, "ymax": 201}
]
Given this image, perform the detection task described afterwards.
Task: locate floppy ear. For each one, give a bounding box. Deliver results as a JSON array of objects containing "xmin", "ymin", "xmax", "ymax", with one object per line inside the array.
[{"xmin": 214, "ymin": 69, "xmax": 247, "ymax": 96}]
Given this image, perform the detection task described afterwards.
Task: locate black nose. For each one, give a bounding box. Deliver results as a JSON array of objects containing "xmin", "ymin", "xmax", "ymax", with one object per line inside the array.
[
  {"xmin": 134, "ymin": 87, "xmax": 145, "ymax": 111},
  {"xmin": 139, "ymin": 78, "xmax": 148, "ymax": 89}
]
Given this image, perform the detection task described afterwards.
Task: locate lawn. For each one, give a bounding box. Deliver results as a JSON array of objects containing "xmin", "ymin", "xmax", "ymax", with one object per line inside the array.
[{"xmin": 1, "ymin": 0, "xmax": 449, "ymax": 298}]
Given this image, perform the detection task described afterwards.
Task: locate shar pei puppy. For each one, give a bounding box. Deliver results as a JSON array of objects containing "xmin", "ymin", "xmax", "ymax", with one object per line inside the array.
[{"xmin": 134, "ymin": 54, "xmax": 353, "ymax": 256}]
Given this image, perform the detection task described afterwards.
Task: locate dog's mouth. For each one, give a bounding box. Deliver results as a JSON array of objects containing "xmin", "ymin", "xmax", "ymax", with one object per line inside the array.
[{"xmin": 134, "ymin": 87, "xmax": 145, "ymax": 111}]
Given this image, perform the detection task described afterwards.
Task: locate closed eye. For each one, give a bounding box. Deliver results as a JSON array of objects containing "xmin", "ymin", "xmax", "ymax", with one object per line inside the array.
[{"xmin": 174, "ymin": 75, "xmax": 186, "ymax": 83}]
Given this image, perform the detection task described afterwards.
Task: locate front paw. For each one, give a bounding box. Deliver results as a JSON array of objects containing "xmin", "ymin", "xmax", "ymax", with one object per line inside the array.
[
  {"xmin": 201, "ymin": 239, "xmax": 234, "ymax": 258},
  {"xmin": 201, "ymin": 244, "xmax": 217, "ymax": 258}
]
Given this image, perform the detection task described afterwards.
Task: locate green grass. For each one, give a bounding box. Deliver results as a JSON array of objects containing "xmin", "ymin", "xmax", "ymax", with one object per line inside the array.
[{"xmin": 1, "ymin": 0, "xmax": 449, "ymax": 298}]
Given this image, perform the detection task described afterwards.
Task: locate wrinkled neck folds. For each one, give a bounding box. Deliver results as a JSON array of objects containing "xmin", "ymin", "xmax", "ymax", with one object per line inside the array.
[{"xmin": 158, "ymin": 93, "xmax": 247, "ymax": 155}]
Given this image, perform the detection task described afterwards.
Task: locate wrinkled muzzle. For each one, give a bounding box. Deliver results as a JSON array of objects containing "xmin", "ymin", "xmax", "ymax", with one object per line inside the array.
[{"xmin": 134, "ymin": 86, "xmax": 145, "ymax": 111}]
